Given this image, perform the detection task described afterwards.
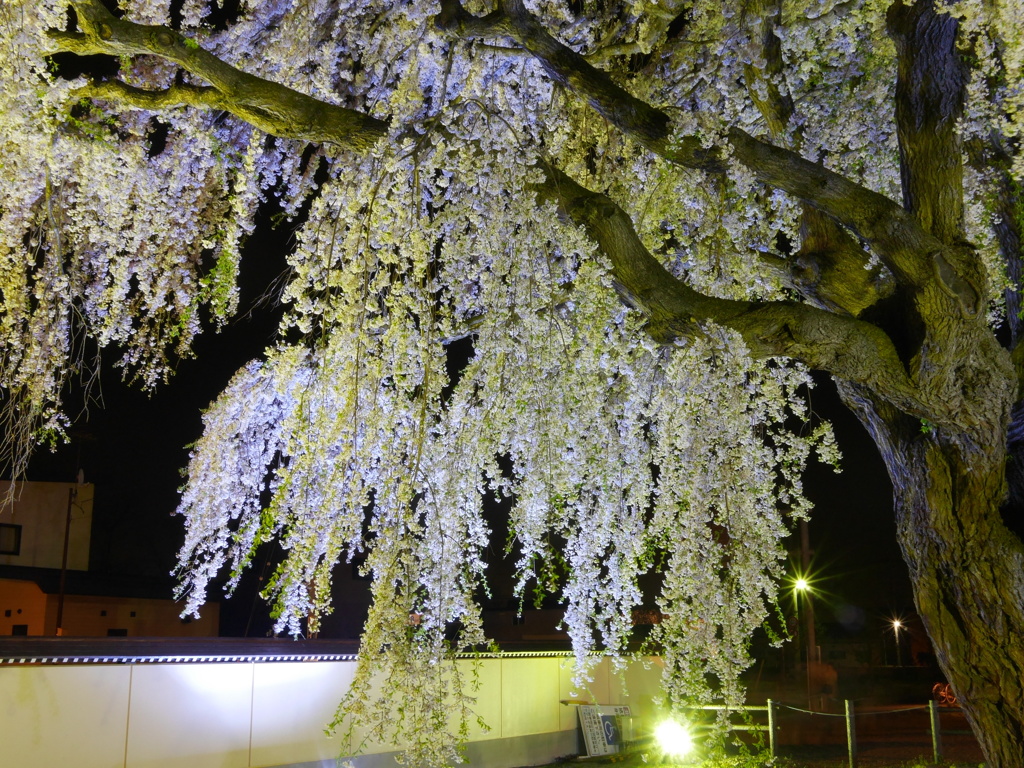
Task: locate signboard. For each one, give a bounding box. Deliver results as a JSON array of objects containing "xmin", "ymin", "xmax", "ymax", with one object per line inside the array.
[{"xmin": 578, "ymin": 705, "xmax": 631, "ymax": 756}]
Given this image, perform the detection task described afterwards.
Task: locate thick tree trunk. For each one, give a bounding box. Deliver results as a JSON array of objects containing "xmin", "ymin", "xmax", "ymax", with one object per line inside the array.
[{"xmin": 838, "ymin": 382, "xmax": 1024, "ymax": 767}]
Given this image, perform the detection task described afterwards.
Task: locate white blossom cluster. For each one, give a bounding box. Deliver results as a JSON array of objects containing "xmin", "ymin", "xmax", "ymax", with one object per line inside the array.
[
  {"xmin": 0, "ymin": 1, "xmax": 264, "ymax": 478},
  {"xmin": 2, "ymin": 0, "xmax": 1020, "ymax": 764}
]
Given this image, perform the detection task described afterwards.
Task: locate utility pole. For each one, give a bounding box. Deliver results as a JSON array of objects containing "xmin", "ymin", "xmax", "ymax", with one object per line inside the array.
[
  {"xmin": 55, "ymin": 485, "xmax": 76, "ymax": 636},
  {"xmin": 800, "ymin": 520, "xmax": 818, "ymax": 709}
]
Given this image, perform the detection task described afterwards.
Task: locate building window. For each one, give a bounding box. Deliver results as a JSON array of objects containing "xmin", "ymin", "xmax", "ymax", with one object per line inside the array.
[
  {"xmin": 107, "ymin": 628, "xmax": 128, "ymax": 637},
  {"xmin": 11, "ymin": 624, "xmax": 28, "ymax": 636},
  {"xmin": 0, "ymin": 524, "xmax": 21, "ymax": 555}
]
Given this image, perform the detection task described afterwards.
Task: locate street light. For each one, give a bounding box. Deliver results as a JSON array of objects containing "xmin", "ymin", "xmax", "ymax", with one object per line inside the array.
[{"xmin": 892, "ymin": 619, "xmax": 903, "ymax": 667}]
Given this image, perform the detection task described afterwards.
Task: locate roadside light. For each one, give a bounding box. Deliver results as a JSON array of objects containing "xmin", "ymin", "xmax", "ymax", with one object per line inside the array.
[
  {"xmin": 794, "ymin": 577, "xmax": 810, "ymax": 592},
  {"xmin": 892, "ymin": 618, "xmax": 904, "ymax": 666},
  {"xmin": 654, "ymin": 719, "xmax": 693, "ymax": 759}
]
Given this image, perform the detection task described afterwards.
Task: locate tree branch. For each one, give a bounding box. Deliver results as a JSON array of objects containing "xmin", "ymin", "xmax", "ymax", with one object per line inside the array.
[
  {"xmin": 535, "ymin": 164, "xmax": 920, "ymax": 411},
  {"xmin": 74, "ymin": 80, "xmax": 228, "ymax": 112},
  {"xmin": 44, "ymin": 0, "xmax": 983, "ymax": 416},
  {"xmin": 741, "ymin": 0, "xmax": 793, "ymax": 142},
  {"xmin": 433, "ymin": 0, "xmax": 982, "ymax": 316},
  {"xmin": 792, "ymin": 208, "xmax": 896, "ymax": 316},
  {"xmin": 739, "ymin": 0, "xmax": 893, "ymax": 317},
  {"xmin": 726, "ymin": 129, "xmax": 945, "ymax": 291},
  {"xmin": 48, "ymin": 0, "xmax": 388, "ymax": 150},
  {"xmin": 887, "ymin": 0, "xmax": 966, "ymax": 246},
  {"xmin": 434, "ymin": 0, "xmax": 724, "ymax": 173}
]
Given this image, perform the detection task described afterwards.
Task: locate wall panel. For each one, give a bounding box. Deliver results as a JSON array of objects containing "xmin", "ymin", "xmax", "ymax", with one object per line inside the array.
[{"xmin": 0, "ymin": 665, "xmax": 130, "ymax": 768}]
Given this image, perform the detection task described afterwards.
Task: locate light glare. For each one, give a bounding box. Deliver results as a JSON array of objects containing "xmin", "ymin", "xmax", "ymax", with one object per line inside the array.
[
  {"xmin": 655, "ymin": 719, "xmax": 693, "ymax": 758},
  {"xmin": 794, "ymin": 577, "xmax": 810, "ymax": 591}
]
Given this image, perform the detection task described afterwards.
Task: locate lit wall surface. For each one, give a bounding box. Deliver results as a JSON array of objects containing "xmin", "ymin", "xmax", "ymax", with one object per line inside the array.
[{"xmin": 0, "ymin": 654, "xmax": 661, "ymax": 768}]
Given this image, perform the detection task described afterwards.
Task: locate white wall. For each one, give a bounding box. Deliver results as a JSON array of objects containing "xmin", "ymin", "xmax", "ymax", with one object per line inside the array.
[{"xmin": 0, "ymin": 655, "xmax": 662, "ymax": 768}]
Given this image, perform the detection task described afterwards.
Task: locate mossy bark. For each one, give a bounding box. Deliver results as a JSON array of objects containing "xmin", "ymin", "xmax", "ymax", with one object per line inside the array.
[{"xmin": 840, "ymin": 380, "xmax": 1024, "ymax": 767}]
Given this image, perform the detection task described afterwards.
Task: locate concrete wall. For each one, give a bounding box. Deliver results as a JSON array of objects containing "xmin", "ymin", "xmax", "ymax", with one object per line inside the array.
[
  {"xmin": 0, "ymin": 481, "xmax": 94, "ymax": 570},
  {"xmin": 0, "ymin": 655, "xmax": 662, "ymax": 768}
]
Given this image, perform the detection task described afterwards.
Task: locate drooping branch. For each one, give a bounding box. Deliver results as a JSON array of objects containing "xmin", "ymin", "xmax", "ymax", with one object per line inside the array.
[
  {"xmin": 535, "ymin": 164, "xmax": 921, "ymax": 413},
  {"xmin": 48, "ymin": 0, "xmax": 388, "ymax": 150}
]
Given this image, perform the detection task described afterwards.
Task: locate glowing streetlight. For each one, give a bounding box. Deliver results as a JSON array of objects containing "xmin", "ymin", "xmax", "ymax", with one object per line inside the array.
[
  {"xmin": 892, "ymin": 619, "xmax": 903, "ymax": 667},
  {"xmin": 655, "ymin": 719, "xmax": 694, "ymax": 760},
  {"xmin": 794, "ymin": 577, "xmax": 810, "ymax": 592}
]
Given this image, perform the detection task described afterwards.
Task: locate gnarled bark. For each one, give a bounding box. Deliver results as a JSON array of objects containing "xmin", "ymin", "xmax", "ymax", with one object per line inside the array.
[{"xmin": 839, "ymin": 380, "xmax": 1024, "ymax": 766}]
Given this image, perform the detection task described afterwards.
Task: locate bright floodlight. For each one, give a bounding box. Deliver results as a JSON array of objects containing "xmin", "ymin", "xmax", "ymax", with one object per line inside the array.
[
  {"xmin": 892, "ymin": 619, "xmax": 902, "ymax": 629},
  {"xmin": 655, "ymin": 719, "xmax": 693, "ymax": 759},
  {"xmin": 794, "ymin": 577, "xmax": 810, "ymax": 591}
]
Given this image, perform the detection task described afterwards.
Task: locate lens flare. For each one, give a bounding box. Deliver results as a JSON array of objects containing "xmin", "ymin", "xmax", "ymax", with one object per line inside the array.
[{"xmin": 654, "ymin": 719, "xmax": 693, "ymax": 758}]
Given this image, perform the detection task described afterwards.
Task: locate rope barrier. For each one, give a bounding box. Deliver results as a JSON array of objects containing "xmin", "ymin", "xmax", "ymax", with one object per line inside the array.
[
  {"xmin": 777, "ymin": 702, "xmax": 931, "ymax": 715},
  {"xmin": 674, "ymin": 698, "xmax": 958, "ymax": 768},
  {"xmin": 777, "ymin": 704, "xmax": 846, "ymax": 716},
  {"xmin": 766, "ymin": 699, "xmax": 951, "ymax": 767},
  {"xmin": 853, "ymin": 704, "xmax": 930, "ymax": 715}
]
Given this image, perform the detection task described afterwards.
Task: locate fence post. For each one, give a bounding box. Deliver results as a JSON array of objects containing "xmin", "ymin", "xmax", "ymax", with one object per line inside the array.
[
  {"xmin": 929, "ymin": 699, "xmax": 943, "ymax": 764},
  {"xmin": 766, "ymin": 699, "xmax": 775, "ymax": 757},
  {"xmin": 845, "ymin": 700, "xmax": 857, "ymax": 768}
]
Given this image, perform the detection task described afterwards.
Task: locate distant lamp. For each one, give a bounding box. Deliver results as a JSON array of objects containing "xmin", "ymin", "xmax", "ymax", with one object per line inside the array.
[
  {"xmin": 892, "ymin": 618, "xmax": 904, "ymax": 666},
  {"xmin": 794, "ymin": 577, "xmax": 810, "ymax": 592},
  {"xmin": 655, "ymin": 719, "xmax": 693, "ymax": 759}
]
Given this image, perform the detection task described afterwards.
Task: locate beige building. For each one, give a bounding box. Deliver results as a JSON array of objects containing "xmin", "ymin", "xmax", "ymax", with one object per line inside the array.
[
  {"xmin": 0, "ymin": 480, "xmax": 217, "ymax": 637},
  {"xmin": 1, "ymin": 480, "xmax": 93, "ymax": 571}
]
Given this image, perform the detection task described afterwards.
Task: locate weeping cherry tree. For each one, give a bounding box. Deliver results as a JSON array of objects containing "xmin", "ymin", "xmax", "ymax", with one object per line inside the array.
[{"xmin": 1, "ymin": 0, "xmax": 1023, "ymax": 764}]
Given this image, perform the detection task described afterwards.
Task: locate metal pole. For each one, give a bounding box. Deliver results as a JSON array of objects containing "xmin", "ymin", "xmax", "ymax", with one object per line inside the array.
[
  {"xmin": 929, "ymin": 699, "xmax": 943, "ymax": 764},
  {"xmin": 845, "ymin": 700, "xmax": 857, "ymax": 768},
  {"xmin": 767, "ymin": 699, "xmax": 775, "ymax": 757},
  {"xmin": 800, "ymin": 520, "xmax": 817, "ymax": 710},
  {"xmin": 55, "ymin": 486, "xmax": 75, "ymax": 636}
]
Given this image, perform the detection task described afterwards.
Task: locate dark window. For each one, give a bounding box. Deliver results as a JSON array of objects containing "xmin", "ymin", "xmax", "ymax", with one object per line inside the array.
[
  {"xmin": 3, "ymin": 610, "xmax": 10, "ymax": 618},
  {"xmin": 129, "ymin": 611, "xmax": 136, "ymax": 618},
  {"xmin": 100, "ymin": 610, "xmax": 107, "ymax": 616},
  {"xmin": 107, "ymin": 628, "xmax": 128, "ymax": 637},
  {"xmin": 11, "ymin": 624, "xmax": 28, "ymax": 636},
  {"xmin": 0, "ymin": 524, "xmax": 21, "ymax": 555}
]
